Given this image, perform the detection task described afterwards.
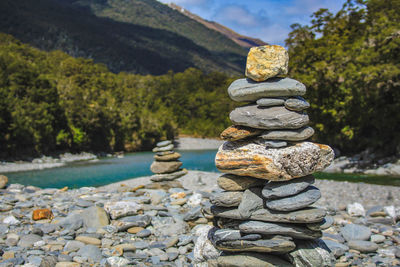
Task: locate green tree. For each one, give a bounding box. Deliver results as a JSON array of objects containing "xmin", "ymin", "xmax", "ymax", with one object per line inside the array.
[{"xmin": 286, "ymin": 0, "xmax": 400, "ymax": 155}]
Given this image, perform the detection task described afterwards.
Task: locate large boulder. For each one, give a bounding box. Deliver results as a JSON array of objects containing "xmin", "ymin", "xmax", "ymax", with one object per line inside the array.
[{"xmin": 215, "ymin": 140, "xmax": 334, "ymax": 181}]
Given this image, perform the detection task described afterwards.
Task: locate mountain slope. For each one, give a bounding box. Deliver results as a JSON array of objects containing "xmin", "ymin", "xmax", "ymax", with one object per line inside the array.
[
  {"xmin": 168, "ymin": 3, "xmax": 268, "ymax": 48},
  {"xmin": 0, "ymin": 0, "xmax": 247, "ymax": 75}
]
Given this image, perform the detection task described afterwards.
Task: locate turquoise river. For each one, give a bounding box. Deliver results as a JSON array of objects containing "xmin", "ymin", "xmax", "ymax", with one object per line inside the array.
[{"xmin": 6, "ymin": 150, "xmax": 400, "ymax": 188}]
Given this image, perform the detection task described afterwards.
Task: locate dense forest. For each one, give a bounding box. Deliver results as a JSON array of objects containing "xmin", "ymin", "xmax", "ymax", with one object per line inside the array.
[
  {"xmin": 0, "ymin": 0, "xmax": 399, "ymax": 159},
  {"xmin": 0, "ymin": 33, "xmax": 237, "ymax": 158}
]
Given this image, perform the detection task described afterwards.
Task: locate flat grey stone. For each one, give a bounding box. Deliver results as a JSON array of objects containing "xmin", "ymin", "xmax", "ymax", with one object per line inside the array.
[
  {"xmin": 264, "ymin": 140, "xmax": 287, "ymax": 148},
  {"xmin": 155, "ymin": 150, "xmax": 174, "ymax": 156},
  {"xmin": 348, "ymin": 240, "xmax": 378, "ymax": 253},
  {"xmin": 18, "ymin": 234, "xmax": 42, "ymax": 248},
  {"xmin": 238, "ymin": 187, "xmax": 264, "ymax": 219},
  {"xmin": 228, "ymin": 78, "xmax": 306, "ymax": 102},
  {"xmin": 307, "ymin": 216, "xmax": 334, "ymax": 231},
  {"xmin": 266, "ymin": 185, "xmax": 321, "ymax": 211},
  {"xmin": 230, "ymin": 105, "xmax": 309, "ymax": 130},
  {"xmin": 261, "ymin": 126, "xmax": 314, "ymax": 141},
  {"xmin": 152, "ymin": 144, "xmax": 174, "ymax": 152},
  {"xmin": 150, "ymin": 161, "xmax": 182, "ymax": 174},
  {"xmin": 322, "ymin": 232, "xmax": 345, "ymax": 243},
  {"xmin": 240, "ymin": 221, "xmax": 322, "ymax": 240},
  {"xmin": 156, "ymin": 140, "xmax": 172, "ymax": 147},
  {"xmin": 64, "ymin": 240, "xmax": 85, "ymax": 252},
  {"xmin": 288, "ymin": 239, "xmax": 335, "ymax": 267},
  {"xmin": 212, "ymin": 229, "xmax": 261, "ymax": 243},
  {"xmin": 183, "ymin": 206, "xmax": 202, "ymax": 221},
  {"xmin": 216, "ymin": 237, "xmax": 296, "ymax": 253},
  {"xmin": 150, "ymin": 169, "xmax": 187, "ymax": 182},
  {"xmin": 57, "ymin": 212, "xmax": 83, "ymax": 231},
  {"xmin": 116, "ymin": 215, "xmax": 151, "ymax": 231},
  {"xmin": 217, "ymin": 252, "xmax": 292, "ymax": 267},
  {"xmin": 136, "ymin": 229, "xmax": 151, "ymax": 238},
  {"xmin": 217, "ymin": 174, "xmax": 266, "ymax": 191},
  {"xmin": 341, "ymin": 224, "xmax": 371, "ymax": 242},
  {"xmin": 211, "ymin": 206, "xmax": 326, "ymax": 224},
  {"xmin": 322, "ymin": 239, "xmax": 349, "ymax": 257},
  {"xmin": 256, "ymin": 97, "xmax": 285, "ymax": 107},
  {"xmin": 285, "ymin": 96, "xmax": 310, "ymax": 111},
  {"xmin": 82, "ymin": 206, "xmax": 109, "ymax": 230},
  {"xmin": 370, "ymin": 234, "xmax": 385, "ymax": 243},
  {"xmin": 77, "ymin": 245, "xmax": 103, "ymax": 262},
  {"xmin": 210, "ymin": 191, "xmax": 243, "ymax": 207},
  {"xmin": 262, "ymin": 175, "xmax": 315, "ymax": 199}
]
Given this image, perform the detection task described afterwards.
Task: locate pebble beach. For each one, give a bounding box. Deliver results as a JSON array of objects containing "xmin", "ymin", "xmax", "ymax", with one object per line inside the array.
[{"xmin": 0, "ymin": 171, "xmax": 399, "ymax": 266}]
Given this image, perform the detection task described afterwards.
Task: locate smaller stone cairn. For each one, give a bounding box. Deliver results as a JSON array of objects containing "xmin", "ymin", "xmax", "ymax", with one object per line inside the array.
[
  {"xmin": 150, "ymin": 140, "xmax": 188, "ymax": 184},
  {"xmin": 202, "ymin": 45, "xmax": 336, "ymax": 266}
]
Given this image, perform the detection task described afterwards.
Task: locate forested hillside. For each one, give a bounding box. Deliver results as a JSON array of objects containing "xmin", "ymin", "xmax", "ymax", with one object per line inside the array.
[
  {"xmin": 286, "ymin": 0, "xmax": 400, "ymax": 155},
  {"xmin": 0, "ymin": 0, "xmax": 246, "ymax": 75},
  {"xmin": 1, "ymin": 0, "xmax": 399, "ymax": 159},
  {"xmin": 0, "ymin": 34, "xmax": 237, "ymax": 158}
]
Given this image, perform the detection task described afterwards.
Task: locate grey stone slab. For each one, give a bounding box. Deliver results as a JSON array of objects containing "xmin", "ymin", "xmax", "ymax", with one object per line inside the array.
[
  {"xmin": 262, "ymin": 175, "xmax": 315, "ymax": 199},
  {"xmin": 230, "ymin": 105, "xmax": 309, "ymax": 130},
  {"xmin": 261, "ymin": 126, "xmax": 314, "ymax": 141},
  {"xmin": 239, "ymin": 221, "xmax": 322, "ymax": 240},
  {"xmin": 265, "ymin": 185, "xmax": 321, "ymax": 211},
  {"xmin": 228, "ymin": 78, "xmax": 306, "ymax": 102}
]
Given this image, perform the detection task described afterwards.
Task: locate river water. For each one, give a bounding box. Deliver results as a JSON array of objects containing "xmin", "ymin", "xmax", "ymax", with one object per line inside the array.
[{"xmin": 6, "ymin": 150, "xmax": 400, "ymax": 188}]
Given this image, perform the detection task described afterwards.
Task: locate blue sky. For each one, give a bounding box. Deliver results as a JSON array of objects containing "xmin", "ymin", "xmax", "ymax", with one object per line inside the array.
[{"xmin": 158, "ymin": 0, "xmax": 346, "ymax": 45}]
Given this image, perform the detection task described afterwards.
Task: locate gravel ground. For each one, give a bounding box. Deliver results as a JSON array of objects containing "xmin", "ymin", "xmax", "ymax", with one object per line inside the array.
[
  {"xmin": 102, "ymin": 171, "xmax": 400, "ymax": 209},
  {"xmin": 0, "ymin": 171, "xmax": 399, "ymax": 266}
]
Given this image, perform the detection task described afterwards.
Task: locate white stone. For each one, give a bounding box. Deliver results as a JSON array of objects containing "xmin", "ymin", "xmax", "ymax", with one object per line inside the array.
[
  {"xmin": 347, "ymin": 202, "xmax": 366, "ymax": 217},
  {"xmin": 187, "ymin": 193, "xmax": 203, "ymax": 207},
  {"xmin": 106, "ymin": 256, "xmax": 130, "ymax": 267},
  {"xmin": 34, "ymin": 240, "xmax": 46, "ymax": 247},
  {"xmin": 384, "ymin": 206, "xmax": 396, "ymax": 219},
  {"xmin": 193, "ymin": 225, "xmax": 220, "ymax": 264},
  {"xmin": 3, "ymin": 215, "xmax": 20, "ymax": 225},
  {"xmin": 104, "ymin": 201, "xmax": 142, "ymax": 220}
]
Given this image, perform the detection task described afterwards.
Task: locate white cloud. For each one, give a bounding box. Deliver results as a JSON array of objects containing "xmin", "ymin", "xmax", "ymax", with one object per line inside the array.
[
  {"xmin": 214, "ymin": 6, "xmax": 260, "ymax": 27},
  {"xmin": 285, "ymin": 0, "xmax": 344, "ymax": 16},
  {"xmin": 213, "ymin": 4, "xmax": 269, "ymax": 28}
]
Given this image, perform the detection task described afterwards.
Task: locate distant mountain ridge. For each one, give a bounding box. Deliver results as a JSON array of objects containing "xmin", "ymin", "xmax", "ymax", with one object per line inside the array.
[
  {"xmin": 168, "ymin": 3, "xmax": 268, "ymax": 48},
  {"xmin": 0, "ymin": 0, "xmax": 251, "ymax": 75}
]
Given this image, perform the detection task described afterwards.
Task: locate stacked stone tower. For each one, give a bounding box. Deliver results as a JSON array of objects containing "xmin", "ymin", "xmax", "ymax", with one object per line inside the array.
[
  {"xmin": 207, "ymin": 46, "xmax": 335, "ymax": 266},
  {"xmin": 150, "ymin": 140, "xmax": 187, "ymax": 182}
]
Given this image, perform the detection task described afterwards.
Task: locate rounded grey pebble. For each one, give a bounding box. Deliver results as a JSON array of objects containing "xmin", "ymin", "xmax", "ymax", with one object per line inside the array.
[
  {"xmin": 136, "ymin": 229, "xmax": 151, "ymax": 238},
  {"xmin": 341, "ymin": 224, "xmax": 371, "ymax": 242},
  {"xmin": 348, "ymin": 240, "xmax": 378, "ymax": 253}
]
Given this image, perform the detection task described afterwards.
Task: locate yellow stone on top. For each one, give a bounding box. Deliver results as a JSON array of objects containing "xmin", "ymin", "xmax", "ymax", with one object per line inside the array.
[{"xmin": 245, "ymin": 45, "xmax": 289, "ymax": 82}]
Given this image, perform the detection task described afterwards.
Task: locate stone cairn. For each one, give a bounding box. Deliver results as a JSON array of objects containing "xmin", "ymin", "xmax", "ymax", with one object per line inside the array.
[
  {"xmin": 150, "ymin": 140, "xmax": 188, "ymax": 183},
  {"xmin": 206, "ymin": 45, "xmax": 336, "ymax": 266}
]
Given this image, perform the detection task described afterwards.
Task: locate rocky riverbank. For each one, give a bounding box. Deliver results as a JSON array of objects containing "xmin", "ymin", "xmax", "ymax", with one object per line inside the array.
[
  {"xmin": 0, "ymin": 153, "xmax": 98, "ymax": 174},
  {"xmin": 0, "ymin": 171, "xmax": 399, "ymax": 266},
  {"xmin": 0, "ymin": 137, "xmax": 223, "ymax": 174},
  {"xmin": 325, "ymin": 151, "xmax": 400, "ymax": 176}
]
